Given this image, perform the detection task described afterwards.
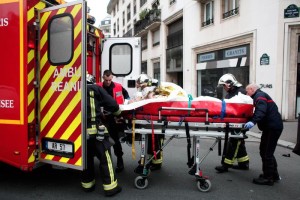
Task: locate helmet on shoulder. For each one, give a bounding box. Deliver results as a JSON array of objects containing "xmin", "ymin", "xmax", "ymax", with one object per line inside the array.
[
  {"xmin": 217, "ymin": 73, "xmax": 242, "ymax": 88},
  {"xmin": 136, "ymin": 74, "xmax": 151, "ymax": 86},
  {"xmin": 86, "ymin": 74, "xmax": 96, "ymax": 84}
]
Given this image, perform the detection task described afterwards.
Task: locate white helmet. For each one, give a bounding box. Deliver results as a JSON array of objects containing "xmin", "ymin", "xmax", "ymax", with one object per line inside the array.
[
  {"xmin": 86, "ymin": 74, "xmax": 96, "ymax": 84},
  {"xmin": 136, "ymin": 74, "xmax": 151, "ymax": 86},
  {"xmin": 217, "ymin": 73, "xmax": 242, "ymax": 87}
]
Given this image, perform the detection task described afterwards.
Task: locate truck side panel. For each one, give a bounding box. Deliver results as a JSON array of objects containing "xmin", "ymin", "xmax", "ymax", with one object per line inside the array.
[{"xmin": 0, "ymin": 0, "xmax": 31, "ymax": 170}]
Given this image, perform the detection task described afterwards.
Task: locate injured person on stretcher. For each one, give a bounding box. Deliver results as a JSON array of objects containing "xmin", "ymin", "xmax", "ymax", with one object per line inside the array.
[{"xmin": 121, "ymin": 78, "xmax": 253, "ymax": 178}]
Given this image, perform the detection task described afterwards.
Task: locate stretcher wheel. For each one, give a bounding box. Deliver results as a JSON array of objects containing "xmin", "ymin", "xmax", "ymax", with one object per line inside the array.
[
  {"xmin": 197, "ymin": 179, "xmax": 211, "ymax": 192},
  {"xmin": 134, "ymin": 176, "xmax": 149, "ymax": 189}
]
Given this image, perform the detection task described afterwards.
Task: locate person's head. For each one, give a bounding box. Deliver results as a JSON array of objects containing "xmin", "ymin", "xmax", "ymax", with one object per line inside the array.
[
  {"xmin": 245, "ymin": 83, "xmax": 259, "ymax": 96},
  {"xmin": 102, "ymin": 70, "xmax": 114, "ymax": 87},
  {"xmin": 136, "ymin": 73, "xmax": 151, "ymax": 89},
  {"xmin": 86, "ymin": 73, "xmax": 96, "ymax": 84},
  {"xmin": 217, "ymin": 73, "xmax": 242, "ymax": 92}
]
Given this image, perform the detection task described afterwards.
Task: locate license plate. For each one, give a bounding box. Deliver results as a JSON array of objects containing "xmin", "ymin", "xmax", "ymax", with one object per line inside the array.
[
  {"xmin": 46, "ymin": 141, "xmax": 73, "ymax": 154},
  {"xmin": 42, "ymin": 138, "xmax": 74, "ymax": 158}
]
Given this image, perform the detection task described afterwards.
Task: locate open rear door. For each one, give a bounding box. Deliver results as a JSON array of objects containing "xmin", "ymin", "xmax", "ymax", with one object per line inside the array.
[
  {"xmin": 101, "ymin": 37, "xmax": 141, "ymax": 97},
  {"xmin": 38, "ymin": 0, "xmax": 87, "ymax": 170}
]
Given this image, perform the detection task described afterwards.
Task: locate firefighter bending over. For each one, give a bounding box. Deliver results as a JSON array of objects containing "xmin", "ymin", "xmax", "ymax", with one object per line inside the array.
[
  {"xmin": 81, "ymin": 74, "xmax": 122, "ymax": 197},
  {"xmin": 215, "ymin": 73, "xmax": 250, "ymax": 173}
]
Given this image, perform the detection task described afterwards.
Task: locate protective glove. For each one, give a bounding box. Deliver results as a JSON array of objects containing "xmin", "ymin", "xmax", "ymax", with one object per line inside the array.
[{"xmin": 244, "ymin": 121, "xmax": 255, "ymax": 129}]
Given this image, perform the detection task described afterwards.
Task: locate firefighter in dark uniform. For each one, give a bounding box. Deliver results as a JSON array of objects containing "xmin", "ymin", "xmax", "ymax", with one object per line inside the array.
[
  {"xmin": 81, "ymin": 74, "xmax": 122, "ymax": 197},
  {"xmin": 97, "ymin": 70, "xmax": 130, "ymax": 173},
  {"xmin": 215, "ymin": 73, "xmax": 250, "ymax": 173},
  {"xmin": 245, "ymin": 83, "xmax": 283, "ymax": 185}
]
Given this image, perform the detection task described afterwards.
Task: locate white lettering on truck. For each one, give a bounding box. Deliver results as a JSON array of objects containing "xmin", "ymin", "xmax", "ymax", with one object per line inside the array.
[
  {"xmin": 51, "ymin": 67, "xmax": 81, "ymax": 91},
  {"xmin": 0, "ymin": 100, "xmax": 14, "ymax": 108},
  {"xmin": 0, "ymin": 18, "xmax": 9, "ymax": 27}
]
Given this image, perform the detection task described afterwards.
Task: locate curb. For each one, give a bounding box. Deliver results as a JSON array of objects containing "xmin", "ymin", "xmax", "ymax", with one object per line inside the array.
[{"xmin": 247, "ymin": 131, "xmax": 296, "ymax": 150}]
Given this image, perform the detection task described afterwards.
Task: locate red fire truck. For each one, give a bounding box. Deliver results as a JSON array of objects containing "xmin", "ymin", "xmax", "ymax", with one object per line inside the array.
[{"xmin": 0, "ymin": 0, "xmax": 141, "ymax": 172}]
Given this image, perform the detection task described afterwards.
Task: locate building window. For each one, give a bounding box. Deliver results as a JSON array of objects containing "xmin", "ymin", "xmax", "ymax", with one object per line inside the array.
[
  {"xmin": 140, "ymin": 0, "xmax": 146, "ymax": 8},
  {"xmin": 222, "ymin": 0, "xmax": 239, "ymax": 19},
  {"xmin": 170, "ymin": 0, "xmax": 176, "ymax": 6},
  {"xmin": 166, "ymin": 19, "xmax": 183, "ymax": 72},
  {"xmin": 127, "ymin": 4, "xmax": 131, "ymax": 21},
  {"xmin": 113, "ymin": 23, "xmax": 116, "ymax": 35},
  {"xmin": 133, "ymin": 0, "xmax": 137, "ymax": 15},
  {"xmin": 117, "ymin": 18, "xmax": 119, "ymax": 32},
  {"xmin": 202, "ymin": 1, "xmax": 214, "ymax": 27},
  {"xmin": 152, "ymin": 29, "xmax": 160, "ymax": 46},
  {"xmin": 141, "ymin": 36, "xmax": 147, "ymax": 50},
  {"xmin": 141, "ymin": 61, "xmax": 147, "ymax": 74},
  {"xmin": 123, "ymin": 11, "xmax": 125, "ymax": 26},
  {"xmin": 153, "ymin": 62, "xmax": 160, "ymax": 83}
]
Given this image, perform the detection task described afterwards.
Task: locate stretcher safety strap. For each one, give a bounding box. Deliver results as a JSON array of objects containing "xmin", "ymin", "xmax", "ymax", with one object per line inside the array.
[
  {"xmin": 151, "ymin": 116, "xmax": 157, "ymax": 159},
  {"xmin": 220, "ymin": 99, "xmax": 226, "ymax": 120},
  {"xmin": 187, "ymin": 94, "xmax": 193, "ymax": 115},
  {"xmin": 132, "ymin": 119, "xmax": 136, "ymax": 160}
]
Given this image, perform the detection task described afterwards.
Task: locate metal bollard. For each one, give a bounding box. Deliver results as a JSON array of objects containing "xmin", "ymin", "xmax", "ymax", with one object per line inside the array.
[{"xmin": 292, "ymin": 113, "xmax": 300, "ymax": 156}]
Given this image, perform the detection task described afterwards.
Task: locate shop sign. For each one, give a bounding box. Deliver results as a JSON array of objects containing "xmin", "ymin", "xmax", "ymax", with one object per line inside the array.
[
  {"xmin": 260, "ymin": 53, "xmax": 270, "ymax": 65},
  {"xmin": 198, "ymin": 52, "xmax": 215, "ymax": 62},
  {"xmin": 284, "ymin": 4, "xmax": 299, "ymax": 18},
  {"xmin": 224, "ymin": 46, "xmax": 247, "ymax": 58}
]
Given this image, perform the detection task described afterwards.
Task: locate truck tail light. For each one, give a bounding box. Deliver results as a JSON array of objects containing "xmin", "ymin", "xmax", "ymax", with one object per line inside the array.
[
  {"xmin": 27, "ymin": 25, "xmax": 35, "ymax": 49},
  {"xmin": 28, "ymin": 123, "xmax": 36, "ymax": 147}
]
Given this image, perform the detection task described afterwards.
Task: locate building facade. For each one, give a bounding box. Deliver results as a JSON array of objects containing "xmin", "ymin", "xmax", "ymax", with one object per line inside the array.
[
  {"xmin": 98, "ymin": 15, "xmax": 112, "ymax": 38},
  {"xmin": 107, "ymin": 0, "xmax": 300, "ymax": 120}
]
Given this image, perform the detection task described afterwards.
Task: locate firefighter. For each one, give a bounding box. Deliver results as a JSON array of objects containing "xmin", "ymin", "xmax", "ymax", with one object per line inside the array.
[
  {"xmin": 81, "ymin": 74, "xmax": 122, "ymax": 197},
  {"xmin": 215, "ymin": 73, "xmax": 250, "ymax": 173},
  {"xmin": 131, "ymin": 74, "xmax": 163, "ymax": 172},
  {"xmin": 97, "ymin": 69, "xmax": 130, "ymax": 173},
  {"xmin": 245, "ymin": 83, "xmax": 283, "ymax": 185}
]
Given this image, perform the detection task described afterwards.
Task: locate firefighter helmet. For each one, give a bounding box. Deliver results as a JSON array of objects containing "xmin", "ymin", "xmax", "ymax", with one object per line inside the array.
[
  {"xmin": 86, "ymin": 74, "xmax": 96, "ymax": 84},
  {"xmin": 136, "ymin": 74, "xmax": 151, "ymax": 86},
  {"xmin": 217, "ymin": 73, "xmax": 242, "ymax": 87}
]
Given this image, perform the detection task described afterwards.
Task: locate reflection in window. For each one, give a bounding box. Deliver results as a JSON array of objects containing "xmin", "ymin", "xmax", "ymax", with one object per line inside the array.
[
  {"xmin": 110, "ymin": 44, "xmax": 132, "ymax": 76},
  {"xmin": 49, "ymin": 14, "xmax": 73, "ymax": 65}
]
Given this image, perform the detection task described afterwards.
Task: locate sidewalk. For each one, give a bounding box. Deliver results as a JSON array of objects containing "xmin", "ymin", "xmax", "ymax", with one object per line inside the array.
[{"xmin": 247, "ymin": 121, "xmax": 298, "ymax": 150}]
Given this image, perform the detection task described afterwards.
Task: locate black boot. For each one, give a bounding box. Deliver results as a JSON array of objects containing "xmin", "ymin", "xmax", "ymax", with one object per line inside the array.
[
  {"xmin": 232, "ymin": 162, "xmax": 249, "ymax": 170},
  {"xmin": 104, "ymin": 185, "xmax": 122, "ymax": 197},
  {"xmin": 215, "ymin": 165, "xmax": 229, "ymax": 173},
  {"xmin": 115, "ymin": 157, "xmax": 124, "ymax": 173},
  {"xmin": 253, "ymin": 175, "xmax": 274, "ymax": 186}
]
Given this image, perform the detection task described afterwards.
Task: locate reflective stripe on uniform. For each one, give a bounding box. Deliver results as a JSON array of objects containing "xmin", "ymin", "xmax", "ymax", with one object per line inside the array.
[
  {"xmin": 103, "ymin": 150, "xmax": 117, "ymax": 191},
  {"xmin": 237, "ymin": 155, "xmax": 249, "ymax": 163},
  {"xmin": 113, "ymin": 109, "xmax": 122, "ymax": 116},
  {"xmin": 87, "ymin": 127, "xmax": 97, "ymax": 135},
  {"xmin": 81, "ymin": 179, "xmax": 96, "ymax": 189}
]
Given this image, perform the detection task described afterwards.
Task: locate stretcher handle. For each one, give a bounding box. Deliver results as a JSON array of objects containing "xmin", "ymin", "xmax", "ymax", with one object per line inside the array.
[{"xmin": 158, "ymin": 107, "xmax": 209, "ymax": 123}]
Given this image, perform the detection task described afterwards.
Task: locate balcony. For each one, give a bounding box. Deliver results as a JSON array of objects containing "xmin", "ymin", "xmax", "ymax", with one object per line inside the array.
[
  {"xmin": 201, "ymin": 18, "xmax": 214, "ymax": 27},
  {"xmin": 134, "ymin": 9, "xmax": 161, "ymax": 36},
  {"xmin": 223, "ymin": 7, "xmax": 239, "ymax": 19}
]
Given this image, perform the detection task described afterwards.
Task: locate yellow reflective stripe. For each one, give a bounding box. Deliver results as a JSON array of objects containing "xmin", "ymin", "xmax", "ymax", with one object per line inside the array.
[
  {"xmin": 81, "ymin": 179, "xmax": 96, "ymax": 189},
  {"xmin": 102, "ymin": 150, "xmax": 117, "ymax": 190},
  {"xmin": 87, "ymin": 127, "xmax": 97, "ymax": 135},
  {"xmin": 237, "ymin": 155, "xmax": 249, "ymax": 163},
  {"xmin": 224, "ymin": 158, "xmax": 234, "ymax": 165},
  {"xmin": 113, "ymin": 109, "xmax": 121, "ymax": 116},
  {"xmin": 233, "ymin": 140, "xmax": 241, "ymax": 158}
]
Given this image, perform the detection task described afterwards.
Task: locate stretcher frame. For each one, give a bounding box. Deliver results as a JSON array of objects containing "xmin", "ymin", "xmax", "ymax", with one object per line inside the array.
[{"xmin": 123, "ymin": 106, "xmax": 248, "ymax": 192}]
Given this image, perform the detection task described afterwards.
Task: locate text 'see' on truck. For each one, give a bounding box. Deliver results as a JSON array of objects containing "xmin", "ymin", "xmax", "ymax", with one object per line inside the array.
[{"xmin": 0, "ymin": 0, "xmax": 141, "ymax": 172}]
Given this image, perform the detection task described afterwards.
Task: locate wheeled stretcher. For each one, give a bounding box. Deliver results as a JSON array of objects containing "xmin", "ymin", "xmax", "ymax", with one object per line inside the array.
[{"xmin": 120, "ymin": 95, "xmax": 253, "ymax": 192}]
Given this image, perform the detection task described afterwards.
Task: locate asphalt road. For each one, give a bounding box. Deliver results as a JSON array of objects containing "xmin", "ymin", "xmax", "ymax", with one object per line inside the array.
[{"xmin": 0, "ymin": 135, "xmax": 300, "ymax": 200}]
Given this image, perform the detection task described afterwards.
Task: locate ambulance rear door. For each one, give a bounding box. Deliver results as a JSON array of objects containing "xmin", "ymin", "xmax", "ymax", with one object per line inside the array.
[
  {"xmin": 38, "ymin": 0, "xmax": 87, "ymax": 170},
  {"xmin": 101, "ymin": 37, "xmax": 141, "ymax": 97}
]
